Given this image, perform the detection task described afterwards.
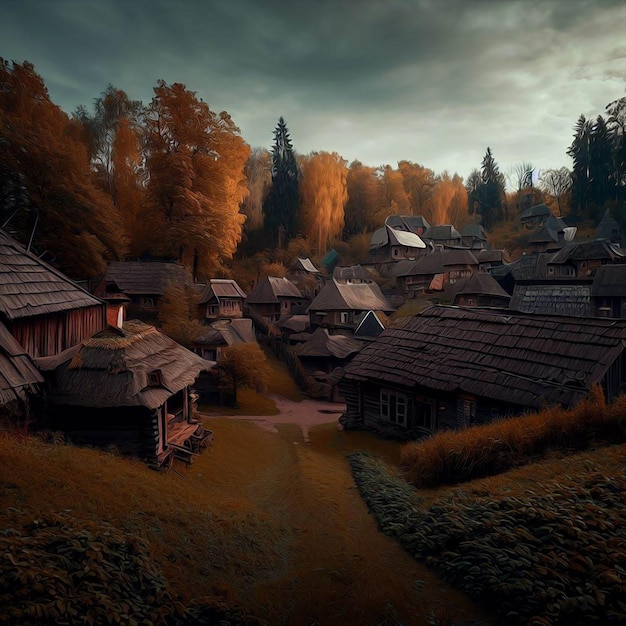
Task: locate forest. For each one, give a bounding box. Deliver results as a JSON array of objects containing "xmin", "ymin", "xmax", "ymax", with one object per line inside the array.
[{"xmin": 1, "ymin": 59, "xmax": 625, "ymax": 284}]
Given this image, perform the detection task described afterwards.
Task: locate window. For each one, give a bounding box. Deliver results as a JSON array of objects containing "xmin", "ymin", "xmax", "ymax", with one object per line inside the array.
[
  {"xmin": 380, "ymin": 390, "xmax": 408, "ymax": 427},
  {"xmin": 340, "ymin": 312, "xmax": 350, "ymax": 324},
  {"xmin": 414, "ymin": 400, "xmax": 432, "ymax": 431},
  {"xmin": 148, "ymin": 369, "xmax": 163, "ymax": 387},
  {"xmin": 460, "ymin": 399, "xmax": 476, "ymax": 426},
  {"xmin": 141, "ymin": 296, "xmax": 155, "ymax": 310}
]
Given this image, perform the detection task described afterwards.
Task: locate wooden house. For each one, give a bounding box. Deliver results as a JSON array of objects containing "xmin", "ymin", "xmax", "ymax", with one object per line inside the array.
[
  {"xmin": 295, "ymin": 328, "xmax": 363, "ymax": 374},
  {"xmin": 195, "ymin": 278, "xmax": 247, "ymax": 322},
  {"xmin": 448, "ymin": 273, "xmax": 511, "ymax": 308},
  {"xmin": 370, "ymin": 224, "xmax": 426, "ymax": 262},
  {"xmin": 460, "ymin": 224, "xmax": 489, "ymax": 249},
  {"xmin": 0, "ymin": 230, "xmax": 106, "ymax": 358},
  {"xmin": 0, "ymin": 320, "xmax": 43, "ymax": 420},
  {"xmin": 476, "ymin": 248, "xmax": 508, "ymax": 272},
  {"xmin": 423, "ymin": 224, "xmax": 462, "ymax": 248},
  {"xmin": 384, "ymin": 215, "xmax": 430, "ymax": 236},
  {"xmin": 100, "ymin": 261, "xmax": 192, "ymax": 313},
  {"xmin": 354, "ymin": 310, "xmax": 388, "ymax": 338},
  {"xmin": 339, "ymin": 306, "xmax": 626, "ymax": 440},
  {"xmin": 591, "ymin": 265, "xmax": 626, "ymax": 318},
  {"xmin": 245, "ymin": 276, "xmax": 306, "ymax": 323},
  {"xmin": 191, "ymin": 318, "xmax": 257, "ymax": 361},
  {"xmin": 307, "ymin": 279, "xmax": 395, "ymax": 330},
  {"xmin": 287, "ymin": 257, "xmax": 322, "ymax": 299},
  {"xmin": 40, "ymin": 321, "xmax": 212, "ymax": 469},
  {"xmin": 519, "ymin": 203, "xmax": 552, "ymax": 229},
  {"xmin": 596, "ymin": 209, "xmax": 622, "ymax": 245},
  {"xmin": 333, "ymin": 264, "xmax": 373, "ymax": 284},
  {"xmin": 442, "ymin": 249, "xmax": 479, "ymax": 284}
]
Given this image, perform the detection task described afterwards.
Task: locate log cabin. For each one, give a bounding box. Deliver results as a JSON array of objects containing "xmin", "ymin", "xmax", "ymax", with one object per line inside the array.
[
  {"xmin": 0, "ymin": 230, "xmax": 107, "ymax": 359},
  {"xmin": 339, "ymin": 305, "xmax": 626, "ymax": 440},
  {"xmin": 195, "ymin": 278, "xmax": 247, "ymax": 322},
  {"xmin": 39, "ymin": 320, "xmax": 212, "ymax": 469},
  {"xmin": 245, "ymin": 276, "xmax": 306, "ymax": 323}
]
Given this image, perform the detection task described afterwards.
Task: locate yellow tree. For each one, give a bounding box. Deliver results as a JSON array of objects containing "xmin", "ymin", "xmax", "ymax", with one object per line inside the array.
[
  {"xmin": 300, "ymin": 152, "xmax": 348, "ymax": 255},
  {"xmin": 398, "ymin": 160, "xmax": 435, "ymax": 220},
  {"xmin": 217, "ymin": 343, "xmax": 270, "ymax": 407},
  {"xmin": 344, "ymin": 160, "xmax": 385, "ymax": 235},
  {"xmin": 144, "ymin": 81, "xmax": 249, "ymax": 279},
  {"xmin": 380, "ymin": 165, "xmax": 410, "ymax": 215},
  {"xmin": 431, "ymin": 172, "xmax": 470, "ymax": 227},
  {"xmin": 241, "ymin": 147, "xmax": 271, "ymax": 231}
]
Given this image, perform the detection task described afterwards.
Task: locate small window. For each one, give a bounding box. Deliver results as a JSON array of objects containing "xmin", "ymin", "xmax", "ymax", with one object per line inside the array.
[
  {"xmin": 149, "ymin": 369, "xmax": 163, "ymax": 386},
  {"xmin": 340, "ymin": 312, "xmax": 349, "ymax": 324},
  {"xmin": 380, "ymin": 389, "xmax": 408, "ymax": 427},
  {"xmin": 141, "ymin": 296, "xmax": 155, "ymax": 309}
]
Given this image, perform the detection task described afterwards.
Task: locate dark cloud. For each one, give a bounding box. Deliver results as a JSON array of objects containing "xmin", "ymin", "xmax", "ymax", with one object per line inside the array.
[{"xmin": 1, "ymin": 0, "xmax": 625, "ymax": 178}]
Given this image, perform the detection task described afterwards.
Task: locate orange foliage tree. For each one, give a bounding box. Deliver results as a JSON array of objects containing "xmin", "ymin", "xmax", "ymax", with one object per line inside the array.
[
  {"xmin": 380, "ymin": 165, "xmax": 410, "ymax": 215},
  {"xmin": 398, "ymin": 160, "xmax": 435, "ymax": 219},
  {"xmin": 344, "ymin": 161, "xmax": 385, "ymax": 235},
  {"xmin": 299, "ymin": 152, "xmax": 348, "ymax": 255},
  {"xmin": 431, "ymin": 172, "xmax": 470, "ymax": 228},
  {"xmin": 241, "ymin": 147, "xmax": 271, "ymax": 232},
  {"xmin": 143, "ymin": 81, "xmax": 249, "ymax": 279},
  {"xmin": 0, "ymin": 60, "xmax": 126, "ymax": 278}
]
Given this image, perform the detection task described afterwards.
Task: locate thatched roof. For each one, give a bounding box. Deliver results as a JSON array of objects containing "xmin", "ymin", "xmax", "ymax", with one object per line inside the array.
[
  {"xmin": 0, "ymin": 321, "xmax": 43, "ymax": 404},
  {"xmin": 295, "ymin": 328, "xmax": 363, "ymax": 359},
  {"xmin": 442, "ymin": 249, "xmax": 479, "ymax": 267},
  {"xmin": 104, "ymin": 261, "xmax": 191, "ymax": 296},
  {"xmin": 0, "ymin": 229, "xmax": 103, "ymax": 321},
  {"xmin": 196, "ymin": 278, "xmax": 246, "ymax": 304},
  {"xmin": 50, "ymin": 320, "xmax": 210, "ymax": 409},
  {"xmin": 308, "ymin": 279, "xmax": 395, "ymax": 313},
  {"xmin": 210, "ymin": 319, "xmax": 256, "ymax": 345},
  {"xmin": 277, "ymin": 314, "xmax": 310, "ymax": 333},
  {"xmin": 343, "ymin": 305, "xmax": 626, "ymax": 409},
  {"xmin": 245, "ymin": 276, "xmax": 303, "ymax": 304}
]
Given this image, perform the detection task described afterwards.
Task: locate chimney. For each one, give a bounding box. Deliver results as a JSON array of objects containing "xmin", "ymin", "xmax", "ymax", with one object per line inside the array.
[{"xmin": 104, "ymin": 294, "xmax": 130, "ymax": 329}]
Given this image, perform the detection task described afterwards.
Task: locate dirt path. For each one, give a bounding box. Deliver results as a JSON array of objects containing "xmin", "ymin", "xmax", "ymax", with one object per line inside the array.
[{"xmin": 200, "ymin": 399, "xmax": 492, "ymax": 626}]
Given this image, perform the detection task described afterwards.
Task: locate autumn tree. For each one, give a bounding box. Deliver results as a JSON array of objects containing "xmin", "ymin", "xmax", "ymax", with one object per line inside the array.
[
  {"xmin": 241, "ymin": 147, "xmax": 271, "ymax": 232},
  {"xmin": 263, "ymin": 117, "xmax": 299, "ymax": 248},
  {"xmin": 216, "ymin": 343, "xmax": 270, "ymax": 407},
  {"xmin": 300, "ymin": 151, "xmax": 348, "ymax": 255},
  {"xmin": 398, "ymin": 160, "xmax": 435, "ymax": 219},
  {"xmin": 344, "ymin": 160, "xmax": 384, "ymax": 235},
  {"xmin": 158, "ymin": 281, "xmax": 203, "ymax": 345},
  {"xmin": 431, "ymin": 172, "xmax": 469, "ymax": 228},
  {"xmin": 0, "ymin": 60, "xmax": 126, "ymax": 278},
  {"xmin": 380, "ymin": 165, "xmax": 410, "ymax": 215},
  {"xmin": 144, "ymin": 81, "xmax": 249, "ymax": 279}
]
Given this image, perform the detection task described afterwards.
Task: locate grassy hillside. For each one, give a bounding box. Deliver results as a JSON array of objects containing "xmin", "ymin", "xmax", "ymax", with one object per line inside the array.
[{"xmin": 349, "ymin": 396, "xmax": 626, "ymax": 625}]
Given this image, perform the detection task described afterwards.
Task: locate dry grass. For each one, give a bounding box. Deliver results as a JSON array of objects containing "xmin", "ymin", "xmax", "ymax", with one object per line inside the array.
[
  {"xmin": 400, "ymin": 387, "xmax": 626, "ymax": 488},
  {"xmin": 0, "ymin": 416, "xmax": 490, "ymax": 626},
  {"xmin": 261, "ymin": 347, "xmax": 305, "ymax": 401}
]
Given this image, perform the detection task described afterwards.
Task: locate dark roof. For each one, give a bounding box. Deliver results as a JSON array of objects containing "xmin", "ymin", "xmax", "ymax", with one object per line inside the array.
[
  {"xmin": 209, "ymin": 318, "xmax": 256, "ymax": 345},
  {"xmin": 343, "ymin": 306, "xmax": 626, "ymax": 409},
  {"xmin": 245, "ymin": 276, "xmax": 303, "ymax": 304},
  {"xmin": 460, "ymin": 224, "xmax": 488, "ymax": 240},
  {"xmin": 295, "ymin": 328, "xmax": 363, "ymax": 359},
  {"xmin": 591, "ymin": 265, "xmax": 626, "ymax": 297},
  {"xmin": 529, "ymin": 226, "xmax": 560, "ymax": 245},
  {"xmin": 370, "ymin": 225, "xmax": 426, "ymax": 249},
  {"xmin": 596, "ymin": 209, "xmax": 622, "ymax": 241},
  {"xmin": 105, "ymin": 262, "xmax": 191, "ymax": 296},
  {"xmin": 0, "ymin": 230, "xmax": 104, "ymax": 321},
  {"xmin": 450, "ymin": 273, "xmax": 511, "ymax": 301},
  {"xmin": 549, "ymin": 240, "xmax": 625, "ymax": 264},
  {"xmin": 511, "ymin": 253, "xmax": 553, "ymax": 281},
  {"xmin": 510, "ymin": 284, "xmax": 590, "ymax": 317},
  {"xmin": 196, "ymin": 279, "xmax": 247, "ymax": 304},
  {"xmin": 276, "ymin": 314, "xmax": 310, "ymax": 333},
  {"xmin": 0, "ymin": 321, "xmax": 43, "ymax": 404},
  {"xmin": 476, "ymin": 248, "xmax": 509, "ymax": 264},
  {"xmin": 50, "ymin": 320, "xmax": 210, "ymax": 409},
  {"xmin": 423, "ymin": 225, "xmax": 462, "ymax": 241},
  {"xmin": 520, "ymin": 203, "xmax": 551, "ymax": 221},
  {"xmin": 308, "ymin": 279, "xmax": 395, "ymax": 313},
  {"xmin": 384, "ymin": 215, "xmax": 430, "ymax": 233},
  {"xmin": 441, "ymin": 249, "xmax": 479, "ymax": 267}
]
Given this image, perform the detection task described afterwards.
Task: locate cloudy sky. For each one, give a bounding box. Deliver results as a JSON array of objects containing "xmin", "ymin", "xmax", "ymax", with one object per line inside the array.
[{"xmin": 2, "ymin": 0, "xmax": 625, "ymax": 182}]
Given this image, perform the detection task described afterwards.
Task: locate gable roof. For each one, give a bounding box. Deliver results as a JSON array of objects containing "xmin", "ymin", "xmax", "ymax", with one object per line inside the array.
[
  {"xmin": 520, "ymin": 203, "xmax": 552, "ymax": 221},
  {"xmin": 0, "ymin": 230, "xmax": 104, "ymax": 321},
  {"xmin": 210, "ymin": 318, "xmax": 256, "ymax": 345},
  {"xmin": 196, "ymin": 278, "xmax": 247, "ymax": 304},
  {"xmin": 596, "ymin": 209, "xmax": 622, "ymax": 241},
  {"xmin": 549, "ymin": 239, "xmax": 625, "ymax": 264},
  {"xmin": 354, "ymin": 310, "xmax": 387, "ymax": 337},
  {"xmin": 308, "ymin": 279, "xmax": 395, "ymax": 313},
  {"xmin": 343, "ymin": 305, "xmax": 626, "ymax": 409},
  {"xmin": 423, "ymin": 224, "xmax": 462, "ymax": 241},
  {"xmin": 460, "ymin": 224, "xmax": 488, "ymax": 240},
  {"xmin": 104, "ymin": 261, "xmax": 191, "ymax": 296},
  {"xmin": 245, "ymin": 276, "xmax": 303, "ymax": 304},
  {"xmin": 295, "ymin": 328, "xmax": 363, "ymax": 359},
  {"xmin": 441, "ymin": 249, "xmax": 479, "ymax": 267},
  {"xmin": 450, "ymin": 273, "xmax": 511, "ymax": 301},
  {"xmin": 591, "ymin": 265, "xmax": 626, "ymax": 298},
  {"xmin": 0, "ymin": 320, "xmax": 43, "ymax": 404},
  {"xmin": 50, "ymin": 320, "xmax": 210, "ymax": 409},
  {"xmin": 293, "ymin": 257, "xmax": 320, "ymax": 273},
  {"xmin": 333, "ymin": 264, "xmax": 371, "ymax": 282},
  {"xmin": 370, "ymin": 225, "xmax": 426, "ymax": 250}
]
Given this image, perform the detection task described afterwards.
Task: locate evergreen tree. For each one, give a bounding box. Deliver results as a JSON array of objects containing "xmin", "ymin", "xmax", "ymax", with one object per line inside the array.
[
  {"xmin": 589, "ymin": 115, "xmax": 615, "ymax": 210},
  {"xmin": 262, "ymin": 117, "xmax": 299, "ymax": 248},
  {"xmin": 567, "ymin": 115, "xmax": 591, "ymax": 219},
  {"xmin": 466, "ymin": 148, "xmax": 505, "ymax": 231}
]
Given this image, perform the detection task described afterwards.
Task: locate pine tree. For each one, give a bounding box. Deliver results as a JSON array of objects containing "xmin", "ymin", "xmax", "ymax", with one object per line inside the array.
[
  {"xmin": 589, "ymin": 115, "xmax": 615, "ymax": 210},
  {"xmin": 567, "ymin": 115, "xmax": 591, "ymax": 219},
  {"xmin": 262, "ymin": 117, "xmax": 299, "ymax": 248}
]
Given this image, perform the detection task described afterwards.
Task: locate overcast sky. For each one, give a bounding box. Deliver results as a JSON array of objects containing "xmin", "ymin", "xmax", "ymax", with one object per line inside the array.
[{"xmin": 1, "ymin": 0, "xmax": 625, "ymax": 182}]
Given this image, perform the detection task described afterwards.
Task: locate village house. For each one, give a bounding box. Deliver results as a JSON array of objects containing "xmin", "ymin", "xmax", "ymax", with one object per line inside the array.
[
  {"xmin": 195, "ymin": 278, "xmax": 247, "ymax": 322},
  {"xmin": 295, "ymin": 327, "xmax": 363, "ymax": 374},
  {"xmin": 307, "ymin": 279, "xmax": 395, "ymax": 330},
  {"xmin": 333, "ymin": 264, "xmax": 373, "ymax": 284},
  {"xmin": 519, "ymin": 203, "xmax": 552, "ymax": 229},
  {"xmin": 0, "ymin": 230, "xmax": 107, "ymax": 359},
  {"xmin": 245, "ymin": 275, "xmax": 306, "ymax": 323},
  {"xmin": 460, "ymin": 224, "xmax": 489, "ymax": 250},
  {"xmin": 596, "ymin": 209, "xmax": 623, "ymax": 245},
  {"xmin": 448, "ymin": 273, "xmax": 511, "ymax": 308},
  {"xmin": 99, "ymin": 261, "xmax": 192, "ymax": 314},
  {"xmin": 39, "ymin": 321, "xmax": 212, "ymax": 470},
  {"xmin": 422, "ymin": 224, "xmax": 463, "ymax": 248},
  {"xmin": 339, "ymin": 305, "xmax": 626, "ymax": 440},
  {"xmin": 286, "ymin": 257, "xmax": 323, "ymax": 299},
  {"xmin": 475, "ymin": 248, "xmax": 509, "ymax": 272},
  {"xmin": 369, "ymin": 223, "xmax": 426, "ymax": 263},
  {"xmin": 591, "ymin": 265, "xmax": 626, "ymax": 318}
]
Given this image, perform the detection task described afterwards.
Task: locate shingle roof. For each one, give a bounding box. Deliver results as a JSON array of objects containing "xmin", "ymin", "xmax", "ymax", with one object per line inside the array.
[
  {"xmin": 450, "ymin": 273, "xmax": 511, "ymax": 300},
  {"xmin": 510, "ymin": 284, "xmax": 590, "ymax": 317},
  {"xmin": 196, "ymin": 279, "xmax": 247, "ymax": 304},
  {"xmin": 549, "ymin": 240, "xmax": 625, "ymax": 264},
  {"xmin": 423, "ymin": 225, "xmax": 462, "ymax": 241},
  {"xmin": 333, "ymin": 265, "xmax": 370, "ymax": 282},
  {"xmin": 295, "ymin": 328, "xmax": 363, "ymax": 359},
  {"xmin": 0, "ymin": 320, "xmax": 43, "ymax": 404},
  {"xmin": 0, "ymin": 230, "xmax": 103, "ymax": 321},
  {"xmin": 460, "ymin": 224, "xmax": 488, "ymax": 240},
  {"xmin": 343, "ymin": 305, "xmax": 626, "ymax": 409},
  {"xmin": 591, "ymin": 265, "xmax": 626, "ymax": 297},
  {"xmin": 245, "ymin": 276, "xmax": 303, "ymax": 303},
  {"xmin": 308, "ymin": 279, "xmax": 395, "ymax": 313},
  {"xmin": 596, "ymin": 209, "xmax": 622, "ymax": 241},
  {"xmin": 520, "ymin": 203, "xmax": 551, "ymax": 221},
  {"xmin": 50, "ymin": 320, "xmax": 210, "ymax": 409},
  {"xmin": 105, "ymin": 261, "xmax": 191, "ymax": 296}
]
